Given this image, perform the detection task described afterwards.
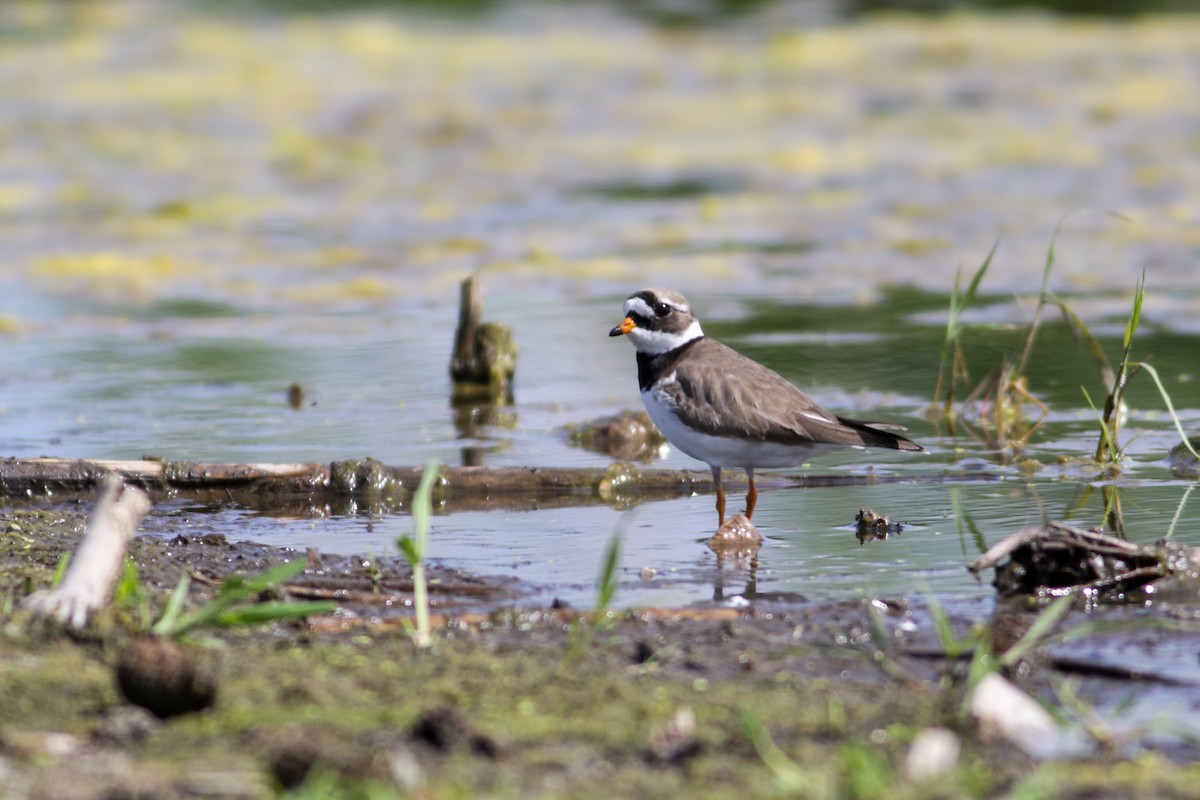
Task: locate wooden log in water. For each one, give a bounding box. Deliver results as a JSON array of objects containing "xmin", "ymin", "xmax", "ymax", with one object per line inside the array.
[
  {"xmin": 0, "ymin": 456, "xmax": 952, "ymax": 497},
  {"xmin": 0, "ymin": 456, "xmax": 983, "ymax": 516},
  {"xmin": 0, "ymin": 456, "xmax": 712, "ymax": 498},
  {"xmin": 450, "ymin": 272, "xmax": 517, "ymax": 404},
  {"xmin": 0, "ymin": 457, "xmax": 326, "ymax": 496}
]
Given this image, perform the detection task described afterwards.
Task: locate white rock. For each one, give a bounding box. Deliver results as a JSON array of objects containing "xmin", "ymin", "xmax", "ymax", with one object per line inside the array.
[{"xmin": 903, "ymin": 727, "xmax": 960, "ymax": 782}]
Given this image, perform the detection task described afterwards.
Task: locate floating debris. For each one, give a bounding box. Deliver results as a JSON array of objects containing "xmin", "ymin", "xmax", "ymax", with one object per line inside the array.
[
  {"xmin": 286, "ymin": 382, "xmax": 305, "ymax": 409},
  {"xmin": 854, "ymin": 508, "xmax": 904, "ymax": 544},
  {"xmin": 968, "ymin": 521, "xmax": 1197, "ymax": 601}
]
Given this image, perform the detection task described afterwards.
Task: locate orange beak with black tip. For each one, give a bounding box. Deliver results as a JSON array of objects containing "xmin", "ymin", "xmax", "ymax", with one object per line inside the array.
[{"xmin": 609, "ymin": 317, "xmax": 636, "ymax": 337}]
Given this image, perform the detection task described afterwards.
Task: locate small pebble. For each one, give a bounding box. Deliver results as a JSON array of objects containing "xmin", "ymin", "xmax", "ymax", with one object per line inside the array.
[{"xmin": 903, "ymin": 727, "xmax": 960, "ymax": 781}]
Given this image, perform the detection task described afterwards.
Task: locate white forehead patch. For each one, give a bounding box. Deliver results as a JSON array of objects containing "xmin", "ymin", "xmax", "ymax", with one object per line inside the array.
[{"xmin": 624, "ymin": 296, "xmax": 653, "ymax": 318}]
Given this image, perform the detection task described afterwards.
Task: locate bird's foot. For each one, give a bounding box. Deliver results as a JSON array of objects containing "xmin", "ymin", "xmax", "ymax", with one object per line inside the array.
[{"xmin": 707, "ymin": 513, "xmax": 762, "ymax": 558}]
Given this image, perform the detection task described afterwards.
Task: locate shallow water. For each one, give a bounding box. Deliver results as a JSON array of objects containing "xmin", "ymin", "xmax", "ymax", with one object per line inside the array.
[
  {"xmin": 3, "ymin": 3, "xmax": 1200, "ymax": 619},
  {"xmin": 126, "ymin": 451, "xmax": 1200, "ymax": 613},
  {"xmin": 22, "ymin": 281, "xmax": 1197, "ymax": 612}
]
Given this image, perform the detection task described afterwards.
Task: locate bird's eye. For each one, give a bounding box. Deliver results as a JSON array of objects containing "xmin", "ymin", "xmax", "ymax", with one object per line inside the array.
[{"xmin": 654, "ymin": 302, "xmax": 671, "ymax": 317}]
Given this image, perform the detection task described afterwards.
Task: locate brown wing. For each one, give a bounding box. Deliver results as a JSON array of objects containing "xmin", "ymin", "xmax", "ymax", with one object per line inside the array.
[{"xmin": 662, "ymin": 338, "xmax": 922, "ymax": 451}]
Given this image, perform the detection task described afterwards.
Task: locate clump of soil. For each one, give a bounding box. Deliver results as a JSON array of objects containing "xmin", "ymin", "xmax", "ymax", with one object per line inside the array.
[
  {"xmin": 115, "ymin": 637, "xmax": 218, "ymax": 718},
  {"xmin": 266, "ymin": 727, "xmax": 380, "ymax": 790},
  {"xmin": 411, "ymin": 706, "xmax": 500, "ymax": 757}
]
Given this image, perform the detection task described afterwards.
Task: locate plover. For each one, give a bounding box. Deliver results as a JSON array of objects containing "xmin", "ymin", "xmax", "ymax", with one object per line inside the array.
[{"xmin": 609, "ymin": 287, "xmax": 922, "ymax": 526}]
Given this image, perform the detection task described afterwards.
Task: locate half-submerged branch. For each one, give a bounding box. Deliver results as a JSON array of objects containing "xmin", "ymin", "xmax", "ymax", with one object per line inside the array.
[
  {"xmin": 969, "ymin": 520, "xmax": 1197, "ymax": 600},
  {"xmin": 0, "ymin": 457, "xmax": 953, "ymax": 514}
]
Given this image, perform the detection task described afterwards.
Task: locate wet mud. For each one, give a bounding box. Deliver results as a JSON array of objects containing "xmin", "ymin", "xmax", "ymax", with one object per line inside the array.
[{"xmin": 5, "ymin": 505, "xmax": 1200, "ymax": 797}]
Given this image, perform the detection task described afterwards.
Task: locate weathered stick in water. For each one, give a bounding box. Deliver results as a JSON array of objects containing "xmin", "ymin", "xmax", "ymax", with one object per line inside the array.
[
  {"xmin": 22, "ymin": 473, "xmax": 152, "ymax": 627},
  {"xmin": 0, "ymin": 457, "xmax": 961, "ymax": 495},
  {"xmin": 968, "ymin": 520, "xmax": 1150, "ymax": 573},
  {"xmin": 0, "ymin": 456, "xmax": 986, "ymax": 516},
  {"xmin": 450, "ymin": 272, "xmax": 517, "ymax": 404},
  {"xmin": 0, "ymin": 457, "xmax": 710, "ymax": 496},
  {"xmin": 968, "ymin": 519, "xmax": 1199, "ymax": 599}
]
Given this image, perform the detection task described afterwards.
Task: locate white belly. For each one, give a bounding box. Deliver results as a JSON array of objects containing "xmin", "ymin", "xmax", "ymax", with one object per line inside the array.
[{"xmin": 641, "ymin": 384, "xmax": 838, "ymax": 469}]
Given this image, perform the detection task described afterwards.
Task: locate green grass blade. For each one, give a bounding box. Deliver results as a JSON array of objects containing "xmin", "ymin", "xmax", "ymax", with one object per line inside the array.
[
  {"xmin": 1054, "ymin": 295, "xmax": 1115, "ymax": 393},
  {"xmin": 408, "ymin": 459, "xmax": 440, "ymax": 649},
  {"xmin": 737, "ymin": 709, "xmax": 810, "ymax": 794},
  {"xmin": 1013, "ymin": 221, "xmax": 1067, "ymax": 377},
  {"xmin": 154, "ymin": 559, "xmax": 313, "ymax": 639},
  {"xmin": 1131, "ymin": 362, "xmax": 1200, "ymax": 461},
  {"xmin": 159, "ymin": 599, "xmax": 231, "ymax": 637},
  {"xmin": 151, "ymin": 572, "xmax": 193, "ymax": 636},
  {"xmin": 1081, "ymin": 385, "xmax": 1120, "ymax": 462},
  {"xmin": 412, "ymin": 458, "xmax": 441, "ymax": 544},
  {"xmin": 964, "ymin": 636, "xmax": 995, "ymax": 698},
  {"xmin": 945, "ymin": 266, "xmax": 964, "ymax": 339},
  {"xmin": 841, "ymin": 740, "xmax": 896, "ymax": 799},
  {"xmin": 944, "ymin": 239, "xmax": 996, "ymax": 344},
  {"xmin": 50, "ymin": 552, "xmax": 71, "ymax": 589},
  {"xmin": 926, "ymin": 595, "xmax": 962, "ymax": 658},
  {"xmin": 116, "ymin": 559, "xmax": 151, "ymax": 629},
  {"xmin": 1123, "ymin": 270, "xmax": 1146, "ymax": 351},
  {"xmin": 240, "ymin": 558, "xmax": 308, "ymax": 595},
  {"xmin": 116, "ymin": 558, "xmax": 142, "ymax": 599},
  {"xmin": 1166, "ymin": 486, "xmax": 1195, "ymax": 541},
  {"xmin": 937, "ymin": 240, "xmax": 997, "ymax": 410},
  {"xmin": 1000, "ymin": 594, "xmax": 1074, "ymax": 667},
  {"xmin": 950, "ymin": 486, "xmax": 989, "ymax": 556},
  {"xmin": 963, "ymin": 238, "xmax": 997, "ymax": 306},
  {"xmin": 1039, "ymin": 218, "xmax": 1064, "ymax": 295},
  {"xmin": 411, "ymin": 561, "xmax": 431, "ymax": 648},
  {"xmin": 212, "ymin": 600, "xmax": 336, "ymax": 627},
  {"xmin": 865, "ymin": 601, "xmax": 892, "ymax": 654},
  {"xmin": 397, "ymin": 536, "xmax": 420, "ymax": 567},
  {"xmin": 596, "ymin": 533, "xmax": 621, "ymax": 613}
]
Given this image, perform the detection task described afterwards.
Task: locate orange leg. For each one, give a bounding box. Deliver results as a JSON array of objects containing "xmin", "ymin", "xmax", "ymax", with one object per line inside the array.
[
  {"xmin": 711, "ymin": 465, "xmax": 726, "ymax": 527},
  {"xmin": 745, "ymin": 468, "xmax": 758, "ymax": 520}
]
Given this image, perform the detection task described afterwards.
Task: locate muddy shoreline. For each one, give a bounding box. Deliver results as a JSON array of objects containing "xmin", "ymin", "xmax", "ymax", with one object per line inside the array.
[{"xmin": 5, "ymin": 505, "xmax": 1200, "ymax": 797}]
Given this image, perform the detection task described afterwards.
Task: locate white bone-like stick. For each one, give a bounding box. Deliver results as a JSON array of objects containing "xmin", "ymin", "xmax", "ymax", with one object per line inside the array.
[{"xmin": 23, "ymin": 473, "xmax": 152, "ymax": 628}]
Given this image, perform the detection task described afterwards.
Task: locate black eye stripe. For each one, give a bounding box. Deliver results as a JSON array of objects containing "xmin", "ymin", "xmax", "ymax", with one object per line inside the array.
[
  {"xmin": 625, "ymin": 291, "xmax": 690, "ymax": 324},
  {"xmin": 632, "ymin": 291, "xmax": 659, "ymax": 310}
]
